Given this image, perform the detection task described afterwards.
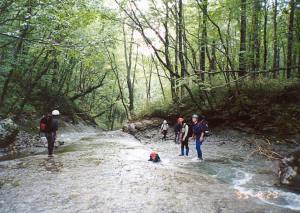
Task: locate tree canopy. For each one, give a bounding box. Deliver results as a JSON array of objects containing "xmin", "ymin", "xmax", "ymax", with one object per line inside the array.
[{"xmin": 0, "ymin": 0, "xmax": 299, "ymax": 129}]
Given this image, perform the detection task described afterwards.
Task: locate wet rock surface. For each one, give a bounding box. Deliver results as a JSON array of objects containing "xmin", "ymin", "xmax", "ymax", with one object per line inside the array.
[
  {"xmin": 0, "ymin": 121, "xmax": 95, "ymax": 161},
  {"xmin": 0, "ymin": 119, "xmax": 19, "ymax": 148},
  {"xmin": 280, "ymin": 149, "xmax": 300, "ymax": 190},
  {"xmin": 0, "ymin": 130, "xmax": 46, "ymax": 161},
  {"xmin": 123, "ymin": 118, "xmax": 161, "ymax": 134},
  {"xmin": 0, "ymin": 128, "xmax": 299, "ymax": 212}
]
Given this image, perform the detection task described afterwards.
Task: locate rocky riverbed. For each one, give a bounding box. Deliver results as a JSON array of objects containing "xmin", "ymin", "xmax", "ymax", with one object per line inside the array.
[{"xmin": 0, "ymin": 124, "xmax": 300, "ymax": 212}]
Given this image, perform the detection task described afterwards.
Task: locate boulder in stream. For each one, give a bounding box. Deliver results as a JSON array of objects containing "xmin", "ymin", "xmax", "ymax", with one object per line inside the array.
[
  {"xmin": 279, "ymin": 149, "xmax": 300, "ymax": 190},
  {"xmin": 123, "ymin": 118, "xmax": 161, "ymax": 134},
  {"xmin": 0, "ymin": 119, "xmax": 19, "ymax": 148}
]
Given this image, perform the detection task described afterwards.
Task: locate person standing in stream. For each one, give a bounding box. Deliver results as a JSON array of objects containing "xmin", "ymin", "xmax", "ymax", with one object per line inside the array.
[
  {"xmin": 174, "ymin": 117, "xmax": 183, "ymax": 144},
  {"xmin": 179, "ymin": 118, "xmax": 189, "ymax": 156},
  {"xmin": 192, "ymin": 114, "xmax": 206, "ymax": 161},
  {"xmin": 160, "ymin": 120, "xmax": 169, "ymax": 141},
  {"xmin": 44, "ymin": 110, "xmax": 60, "ymax": 157}
]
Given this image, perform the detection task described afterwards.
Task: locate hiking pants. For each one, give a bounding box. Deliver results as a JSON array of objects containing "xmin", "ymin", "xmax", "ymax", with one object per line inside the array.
[
  {"xmin": 181, "ymin": 138, "xmax": 189, "ymax": 156},
  {"xmin": 162, "ymin": 130, "xmax": 167, "ymax": 141},
  {"xmin": 195, "ymin": 138, "xmax": 203, "ymax": 159},
  {"xmin": 175, "ymin": 132, "xmax": 180, "ymax": 143},
  {"xmin": 46, "ymin": 132, "xmax": 55, "ymax": 155}
]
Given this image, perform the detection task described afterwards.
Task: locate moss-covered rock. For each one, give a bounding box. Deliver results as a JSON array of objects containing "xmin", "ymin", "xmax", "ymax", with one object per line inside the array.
[
  {"xmin": 279, "ymin": 149, "xmax": 300, "ymax": 191},
  {"xmin": 0, "ymin": 119, "xmax": 19, "ymax": 148}
]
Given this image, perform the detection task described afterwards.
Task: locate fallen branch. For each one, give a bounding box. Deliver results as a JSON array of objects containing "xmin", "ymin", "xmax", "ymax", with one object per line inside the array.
[{"xmin": 245, "ymin": 139, "xmax": 283, "ymax": 160}]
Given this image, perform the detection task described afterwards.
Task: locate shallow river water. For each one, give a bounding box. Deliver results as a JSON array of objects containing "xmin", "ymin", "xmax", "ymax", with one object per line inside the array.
[{"xmin": 0, "ymin": 128, "xmax": 299, "ymax": 212}]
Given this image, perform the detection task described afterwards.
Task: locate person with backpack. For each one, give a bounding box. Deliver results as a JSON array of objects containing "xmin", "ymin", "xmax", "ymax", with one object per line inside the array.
[
  {"xmin": 40, "ymin": 110, "xmax": 60, "ymax": 157},
  {"xmin": 192, "ymin": 114, "xmax": 207, "ymax": 161},
  {"xmin": 174, "ymin": 117, "xmax": 182, "ymax": 144},
  {"xmin": 160, "ymin": 120, "xmax": 169, "ymax": 141},
  {"xmin": 179, "ymin": 118, "xmax": 189, "ymax": 156}
]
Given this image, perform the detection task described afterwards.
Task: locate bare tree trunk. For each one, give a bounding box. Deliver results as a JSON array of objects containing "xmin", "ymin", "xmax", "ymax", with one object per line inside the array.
[
  {"xmin": 297, "ymin": 9, "xmax": 300, "ymax": 77},
  {"xmin": 239, "ymin": 0, "xmax": 247, "ymax": 77},
  {"xmin": 122, "ymin": 23, "xmax": 135, "ymax": 114},
  {"xmin": 174, "ymin": 2, "xmax": 179, "ymax": 83},
  {"xmin": 107, "ymin": 50, "xmax": 130, "ymax": 119},
  {"xmin": 147, "ymin": 62, "xmax": 152, "ymax": 101},
  {"xmin": 199, "ymin": 0, "xmax": 207, "ymax": 81},
  {"xmin": 110, "ymin": 106, "xmax": 115, "ymax": 130},
  {"xmin": 164, "ymin": 1, "xmax": 178, "ymax": 102},
  {"xmin": 210, "ymin": 40, "xmax": 217, "ymax": 73},
  {"xmin": 263, "ymin": 0, "xmax": 268, "ymax": 77},
  {"xmin": 252, "ymin": 0, "xmax": 261, "ymax": 75},
  {"xmin": 273, "ymin": 0, "xmax": 279, "ymax": 78},
  {"xmin": 178, "ymin": 0, "xmax": 187, "ymax": 98},
  {"xmin": 152, "ymin": 56, "xmax": 166, "ymax": 100},
  {"xmin": 286, "ymin": 0, "xmax": 295, "ymax": 78}
]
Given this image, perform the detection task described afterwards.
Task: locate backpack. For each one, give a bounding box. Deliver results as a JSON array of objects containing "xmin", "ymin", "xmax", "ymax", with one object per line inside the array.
[
  {"xmin": 161, "ymin": 123, "xmax": 168, "ymax": 131},
  {"xmin": 189, "ymin": 120, "xmax": 211, "ymax": 138},
  {"xmin": 39, "ymin": 115, "xmax": 52, "ymax": 133},
  {"xmin": 201, "ymin": 119, "xmax": 211, "ymax": 137},
  {"xmin": 175, "ymin": 123, "xmax": 182, "ymax": 133},
  {"xmin": 184, "ymin": 123, "xmax": 194, "ymax": 138}
]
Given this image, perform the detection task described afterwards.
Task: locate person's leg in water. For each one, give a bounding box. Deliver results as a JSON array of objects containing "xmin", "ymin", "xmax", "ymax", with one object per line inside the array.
[
  {"xmin": 195, "ymin": 138, "xmax": 203, "ymax": 160},
  {"xmin": 53, "ymin": 131, "xmax": 58, "ymax": 148},
  {"xmin": 174, "ymin": 132, "xmax": 178, "ymax": 143},
  {"xmin": 180, "ymin": 139, "xmax": 189, "ymax": 156},
  {"xmin": 184, "ymin": 138, "xmax": 189, "ymax": 156},
  {"xmin": 179, "ymin": 140, "xmax": 184, "ymax": 156},
  {"xmin": 163, "ymin": 130, "xmax": 167, "ymax": 141},
  {"xmin": 46, "ymin": 133, "xmax": 54, "ymax": 157}
]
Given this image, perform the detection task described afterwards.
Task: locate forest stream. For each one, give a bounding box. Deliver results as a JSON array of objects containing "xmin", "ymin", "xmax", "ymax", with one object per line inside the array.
[{"xmin": 0, "ymin": 127, "xmax": 299, "ymax": 213}]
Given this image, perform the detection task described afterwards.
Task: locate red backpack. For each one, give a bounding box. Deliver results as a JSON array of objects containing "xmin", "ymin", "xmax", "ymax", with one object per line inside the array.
[{"xmin": 39, "ymin": 115, "xmax": 52, "ymax": 133}]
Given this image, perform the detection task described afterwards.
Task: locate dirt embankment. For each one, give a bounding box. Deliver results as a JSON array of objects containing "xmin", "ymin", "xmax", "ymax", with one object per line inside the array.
[
  {"xmin": 207, "ymin": 84, "xmax": 300, "ymax": 143},
  {"xmin": 134, "ymin": 84, "xmax": 300, "ymax": 144}
]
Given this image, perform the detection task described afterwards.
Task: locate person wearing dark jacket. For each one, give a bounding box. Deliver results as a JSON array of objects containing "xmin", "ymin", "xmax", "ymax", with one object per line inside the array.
[
  {"xmin": 45, "ymin": 110, "xmax": 60, "ymax": 157},
  {"xmin": 174, "ymin": 118, "xmax": 182, "ymax": 144},
  {"xmin": 192, "ymin": 114, "xmax": 206, "ymax": 161}
]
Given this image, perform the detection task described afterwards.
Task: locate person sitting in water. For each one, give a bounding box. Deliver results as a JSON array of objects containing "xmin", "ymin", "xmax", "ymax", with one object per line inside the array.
[{"xmin": 148, "ymin": 151, "xmax": 160, "ymax": 162}]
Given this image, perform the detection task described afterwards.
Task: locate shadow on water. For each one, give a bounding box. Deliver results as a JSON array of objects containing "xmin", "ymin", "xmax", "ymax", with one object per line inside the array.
[
  {"xmin": 56, "ymin": 142, "xmax": 109, "ymax": 154},
  {"xmin": 39, "ymin": 158, "xmax": 64, "ymax": 172},
  {"xmin": 0, "ymin": 135, "xmax": 106, "ymax": 161},
  {"xmin": 0, "ymin": 150, "xmax": 48, "ymax": 162}
]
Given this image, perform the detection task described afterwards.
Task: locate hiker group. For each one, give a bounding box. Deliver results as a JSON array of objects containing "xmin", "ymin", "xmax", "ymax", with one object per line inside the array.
[
  {"xmin": 159, "ymin": 114, "xmax": 209, "ymax": 161},
  {"xmin": 39, "ymin": 110, "xmax": 208, "ymax": 161}
]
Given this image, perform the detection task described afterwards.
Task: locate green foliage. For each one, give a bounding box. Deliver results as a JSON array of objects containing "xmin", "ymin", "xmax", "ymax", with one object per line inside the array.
[
  {"xmin": 137, "ymin": 100, "xmax": 174, "ymax": 119},
  {"xmin": 0, "ymin": 0, "xmax": 299, "ymax": 131}
]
